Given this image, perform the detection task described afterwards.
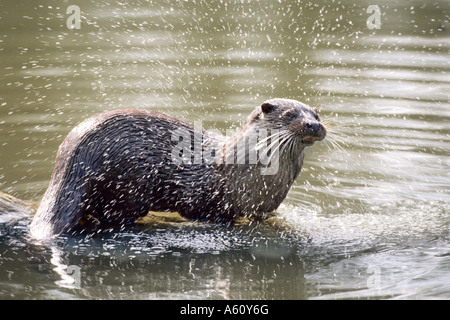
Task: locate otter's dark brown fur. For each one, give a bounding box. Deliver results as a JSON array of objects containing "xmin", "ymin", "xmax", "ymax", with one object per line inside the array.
[{"xmin": 29, "ymin": 99, "xmax": 326, "ymax": 239}]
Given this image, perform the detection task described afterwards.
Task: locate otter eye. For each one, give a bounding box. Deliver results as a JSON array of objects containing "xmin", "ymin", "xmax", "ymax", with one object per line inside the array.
[{"xmin": 285, "ymin": 112, "xmax": 296, "ymax": 120}]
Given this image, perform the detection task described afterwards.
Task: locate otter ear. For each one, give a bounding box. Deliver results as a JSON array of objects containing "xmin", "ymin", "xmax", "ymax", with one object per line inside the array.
[{"xmin": 261, "ymin": 102, "xmax": 276, "ymax": 114}]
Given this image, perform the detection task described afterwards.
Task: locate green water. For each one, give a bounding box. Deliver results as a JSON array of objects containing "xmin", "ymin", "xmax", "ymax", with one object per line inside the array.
[{"xmin": 0, "ymin": 0, "xmax": 449, "ymax": 299}]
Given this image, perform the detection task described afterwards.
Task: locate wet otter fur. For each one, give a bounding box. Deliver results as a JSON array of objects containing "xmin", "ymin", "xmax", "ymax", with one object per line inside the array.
[{"xmin": 28, "ymin": 98, "xmax": 326, "ymax": 239}]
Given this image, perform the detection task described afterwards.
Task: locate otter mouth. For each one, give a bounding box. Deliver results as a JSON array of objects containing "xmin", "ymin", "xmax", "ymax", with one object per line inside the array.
[
  {"xmin": 301, "ymin": 136, "xmax": 316, "ymax": 146},
  {"xmin": 295, "ymin": 121, "xmax": 327, "ymax": 146},
  {"xmin": 300, "ymin": 135, "xmax": 325, "ymax": 146}
]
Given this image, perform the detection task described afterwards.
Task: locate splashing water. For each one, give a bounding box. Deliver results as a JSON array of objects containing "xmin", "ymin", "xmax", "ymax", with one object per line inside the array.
[{"xmin": 0, "ymin": 0, "xmax": 449, "ymax": 299}]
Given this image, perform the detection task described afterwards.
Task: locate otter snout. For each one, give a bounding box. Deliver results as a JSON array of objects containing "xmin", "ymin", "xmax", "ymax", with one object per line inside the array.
[
  {"xmin": 299, "ymin": 121, "xmax": 326, "ymax": 145},
  {"xmin": 305, "ymin": 121, "xmax": 326, "ymax": 140}
]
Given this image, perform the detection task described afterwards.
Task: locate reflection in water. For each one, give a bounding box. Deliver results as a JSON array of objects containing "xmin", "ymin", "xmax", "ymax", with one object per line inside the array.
[
  {"xmin": 50, "ymin": 246, "xmax": 81, "ymax": 290},
  {"xmin": 0, "ymin": 0, "xmax": 449, "ymax": 299},
  {"xmin": 1, "ymin": 217, "xmax": 306, "ymax": 299}
]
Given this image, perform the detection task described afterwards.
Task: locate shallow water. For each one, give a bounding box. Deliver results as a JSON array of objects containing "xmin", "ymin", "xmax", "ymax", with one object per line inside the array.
[{"xmin": 0, "ymin": 0, "xmax": 449, "ymax": 299}]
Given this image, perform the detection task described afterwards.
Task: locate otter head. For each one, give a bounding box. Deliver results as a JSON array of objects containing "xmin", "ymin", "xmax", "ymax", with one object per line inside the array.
[{"xmin": 245, "ymin": 98, "xmax": 326, "ymax": 147}]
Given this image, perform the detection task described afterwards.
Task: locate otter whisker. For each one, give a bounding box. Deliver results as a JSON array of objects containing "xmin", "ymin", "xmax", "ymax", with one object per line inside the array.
[
  {"xmin": 257, "ymin": 130, "xmax": 293, "ymax": 166},
  {"xmin": 266, "ymin": 132, "xmax": 294, "ymax": 163},
  {"xmin": 324, "ymin": 124, "xmax": 347, "ymax": 144},
  {"xmin": 257, "ymin": 130, "xmax": 291, "ymax": 156},
  {"xmin": 320, "ymin": 119, "xmax": 339, "ymax": 130},
  {"xmin": 318, "ymin": 116, "xmax": 350, "ymax": 154},
  {"xmin": 279, "ymin": 133, "xmax": 295, "ymax": 155},
  {"xmin": 324, "ymin": 132, "xmax": 349, "ymax": 155},
  {"xmin": 329, "ymin": 134, "xmax": 347, "ymax": 148},
  {"xmin": 289, "ymin": 136, "xmax": 298, "ymax": 158},
  {"xmin": 254, "ymin": 130, "xmax": 290, "ymax": 151}
]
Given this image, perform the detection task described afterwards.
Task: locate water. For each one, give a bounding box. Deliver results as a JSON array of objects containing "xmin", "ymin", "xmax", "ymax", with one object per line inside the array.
[{"xmin": 0, "ymin": 0, "xmax": 449, "ymax": 299}]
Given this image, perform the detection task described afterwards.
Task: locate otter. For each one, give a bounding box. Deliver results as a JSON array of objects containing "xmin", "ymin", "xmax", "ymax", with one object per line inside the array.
[{"xmin": 28, "ymin": 98, "xmax": 326, "ymax": 240}]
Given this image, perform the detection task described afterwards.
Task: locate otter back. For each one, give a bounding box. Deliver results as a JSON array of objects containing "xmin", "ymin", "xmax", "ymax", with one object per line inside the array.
[{"xmin": 29, "ymin": 109, "xmax": 226, "ymax": 239}]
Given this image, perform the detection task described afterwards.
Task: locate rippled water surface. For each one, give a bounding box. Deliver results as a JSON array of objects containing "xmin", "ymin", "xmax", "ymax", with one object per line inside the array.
[{"xmin": 0, "ymin": 0, "xmax": 449, "ymax": 299}]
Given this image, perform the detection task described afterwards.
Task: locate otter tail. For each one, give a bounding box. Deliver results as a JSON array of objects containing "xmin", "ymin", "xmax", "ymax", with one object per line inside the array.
[
  {"xmin": 0, "ymin": 191, "xmax": 35, "ymax": 215},
  {"xmin": 29, "ymin": 178, "xmax": 88, "ymax": 240}
]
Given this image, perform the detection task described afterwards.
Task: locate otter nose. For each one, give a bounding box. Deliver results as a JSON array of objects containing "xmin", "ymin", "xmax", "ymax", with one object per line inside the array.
[{"xmin": 305, "ymin": 122, "xmax": 323, "ymax": 136}]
